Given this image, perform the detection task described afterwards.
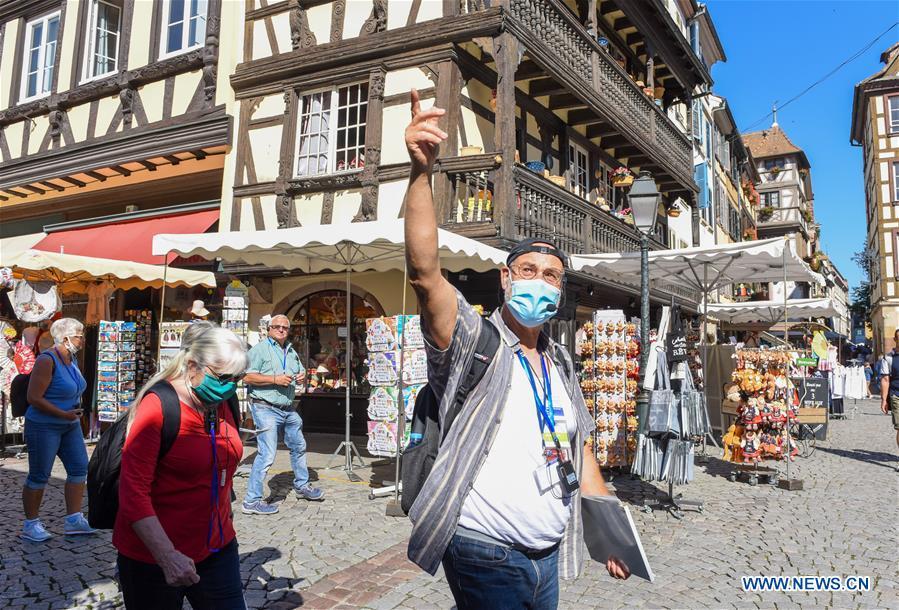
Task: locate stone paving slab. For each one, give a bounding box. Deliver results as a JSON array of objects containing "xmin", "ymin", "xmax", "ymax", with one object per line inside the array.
[{"xmin": 1, "ymin": 402, "xmax": 897, "ymax": 609}]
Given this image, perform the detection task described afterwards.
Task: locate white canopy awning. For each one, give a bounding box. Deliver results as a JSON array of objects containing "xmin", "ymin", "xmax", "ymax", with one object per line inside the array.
[
  {"xmin": 707, "ymin": 298, "xmax": 840, "ymax": 325},
  {"xmin": 571, "ymin": 235, "xmax": 824, "ymax": 294},
  {"xmin": 2, "ymin": 248, "xmax": 216, "ymax": 293},
  {"xmin": 152, "ymin": 219, "xmax": 507, "ymax": 273}
]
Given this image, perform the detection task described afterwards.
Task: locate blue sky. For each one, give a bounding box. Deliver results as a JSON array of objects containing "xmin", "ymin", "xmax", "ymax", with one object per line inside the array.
[{"xmin": 706, "ymin": 0, "xmax": 899, "ymax": 295}]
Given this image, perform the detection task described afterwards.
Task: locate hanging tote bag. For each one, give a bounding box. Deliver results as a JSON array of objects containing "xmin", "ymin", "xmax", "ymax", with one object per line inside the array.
[
  {"xmin": 681, "ymin": 366, "xmax": 710, "ymax": 437},
  {"xmin": 647, "ymin": 351, "xmax": 677, "ymax": 436}
]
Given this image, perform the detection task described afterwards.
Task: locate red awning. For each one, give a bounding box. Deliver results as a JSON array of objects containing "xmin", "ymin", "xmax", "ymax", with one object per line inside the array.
[{"xmin": 34, "ymin": 209, "xmax": 219, "ymax": 265}]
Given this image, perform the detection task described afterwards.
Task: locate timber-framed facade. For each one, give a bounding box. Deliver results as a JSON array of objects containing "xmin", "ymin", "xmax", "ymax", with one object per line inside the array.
[
  {"xmin": 0, "ymin": 0, "xmax": 241, "ymax": 232},
  {"xmin": 225, "ymin": 0, "xmax": 705, "ymax": 264}
]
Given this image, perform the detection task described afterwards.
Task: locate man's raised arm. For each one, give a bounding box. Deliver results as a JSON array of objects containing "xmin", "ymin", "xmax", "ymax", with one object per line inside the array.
[{"xmin": 404, "ymin": 89, "xmax": 457, "ymax": 350}]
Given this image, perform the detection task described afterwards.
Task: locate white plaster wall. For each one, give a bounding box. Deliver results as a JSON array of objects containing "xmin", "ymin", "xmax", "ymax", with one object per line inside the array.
[
  {"xmin": 378, "ymin": 180, "xmax": 407, "ymax": 220},
  {"xmin": 272, "ymin": 12, "xmax": 292, "ymax": 55},
  {"xmin": 255, "ymin": 94, "xmax": 287, "ymax": 120},
  {"xmin": 308, "ymin": 3, "xmax": 333, "ymax": 46},
  {"xmin": 26, "ymin": 116, "xmax": 49, "ymax": 155},
  {"xmin": 171, "ymin": 70, "xmax": 200, "ymax": 117},
  {"xmin": 295, "ymin": 192, "xmax": 325, "ymax": 226},
  {"xmin": 259, "ymin": 194, "xmax": 278, "ymax": 229},
  {"xmin": 252, "ymin": 20, "xmax": 274, "ymax": 60},
  {"xmin": 56, "ymin": 0, "xmax": 80, "ymax": 92},
  {"xmin": 140, "ymin": 80, "xmax": 166, "ymax": 125},
  {"xmin": 0, "ymin": 19, "xmax": 21, "ymax": 112},
  {"xmin": 128, "ymin": 0, "xmax": 154, "ymax": 68},
  {"xmin": 247, "ymin": 126, "xmax": 282, "ymax": 182},
  {"xmin": 2, "ymin": 120, "xmax": 24, "ymax": 160},
  {"xmin": 66, "ymin": 102, "xmax": 91, "ymax": 142},
  {"xmin": 384, "ymin": 68, "xmax": 433, "ymax": 97},
  {"xmin": 332, "ymin": 190, "xmax": 363, "ymax": 223},
  {"xmin": 240, "ymin": 197, "xmax": 256, "ymax": 229},
  {"xmin": 342, "ymin": 0, "xmax": 371, "ymax": 41},
  {"xmin": 382, "ymin": 104, "xmax": 415, "ymax": 164}
]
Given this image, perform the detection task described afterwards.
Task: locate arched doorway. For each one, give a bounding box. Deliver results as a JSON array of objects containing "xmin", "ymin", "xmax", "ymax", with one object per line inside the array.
[{"xmin": 283, "ymin": 288, "xmax": 383, "ymax": 397}]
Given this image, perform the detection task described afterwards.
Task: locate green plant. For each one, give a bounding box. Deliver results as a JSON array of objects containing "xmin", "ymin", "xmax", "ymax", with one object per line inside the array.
[
  {"xmin": 758, "ymin": 206, "xmax": 774, "ymax": 221},
  {"xmin": 800, "ymin": 208, "xmax": 813, "ymax": 223}
]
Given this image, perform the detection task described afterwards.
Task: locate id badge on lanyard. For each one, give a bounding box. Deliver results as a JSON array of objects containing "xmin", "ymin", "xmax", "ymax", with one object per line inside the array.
[{"xmin": 517, "ymin": 351, "xmax": 579, "ymax": 494}]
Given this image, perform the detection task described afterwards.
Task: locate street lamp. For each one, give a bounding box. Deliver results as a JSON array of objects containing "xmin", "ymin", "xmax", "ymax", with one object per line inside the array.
[{"xmin": 629, "ymin": 171, "xmax": 661, "ymax": 434}]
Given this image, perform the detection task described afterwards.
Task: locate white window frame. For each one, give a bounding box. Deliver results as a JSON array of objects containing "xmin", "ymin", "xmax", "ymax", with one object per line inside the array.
[
  {"xmin": 294, "ymin": 83, "xmax": 368, "ymax": 178},
  {"xmin": 889, "ymin": 96, "xmax": 899, "ymax": 134},
  {"xmin": 81, "ymin": 0, "xmax": 122, "ymax": 84},
  {"xmin": 20, "ymin": 11, "xmax": 60, "ymax": 103},
  {"xmin": 159, "ymin": 0, "xmax": 207, "ymax": 60},
  {"xmin": 893, "ymin": 161, "xmax": 899, "ymax": 203},
  {"xmin": 567, "ymin": 141, "xmax": 589, "ymax": 199}
]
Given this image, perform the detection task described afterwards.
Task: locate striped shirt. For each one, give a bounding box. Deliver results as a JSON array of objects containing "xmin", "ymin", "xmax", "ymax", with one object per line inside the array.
[{"xmin": 407, "ymin": 290, "xmax": 595, "ymax": 578}]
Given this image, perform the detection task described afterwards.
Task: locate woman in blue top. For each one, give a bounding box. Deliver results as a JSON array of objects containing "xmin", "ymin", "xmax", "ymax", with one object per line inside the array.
[{"xmin": 21, "ymin": 317, "xmax": 96, "ymax": 542}]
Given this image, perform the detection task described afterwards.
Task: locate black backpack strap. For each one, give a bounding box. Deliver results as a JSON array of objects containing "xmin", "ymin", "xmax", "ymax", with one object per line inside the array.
[
  {"xmin": 441, "ymin": 318, "xmax": 501, "ymax": 440},
  {"xmin": 226, "ymin": 395, "xmax": 242, "ymax": 429},
  {"xmin": 146, "ymin": 381, "xmax": 182, "ymax": 460}
]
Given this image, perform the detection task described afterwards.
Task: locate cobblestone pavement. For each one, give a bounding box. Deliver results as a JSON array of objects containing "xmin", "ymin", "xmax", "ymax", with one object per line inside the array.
[{"xmin": 1, "ymin": 399, "xmax": 897, "ymax": 609}]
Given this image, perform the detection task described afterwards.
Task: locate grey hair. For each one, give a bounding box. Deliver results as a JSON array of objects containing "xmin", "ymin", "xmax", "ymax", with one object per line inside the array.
[
  {"xmin": 181, "ymin": 320, "xmax": 217, "ymax": 348},
  {"xmin": 49, "ymin": 318, "xmax": 84, "ymax": 344},
  {"xmin": 129, "ymin": 326, "xmax": 249, "ymax": 424},
  {"xmin": 270, "ymin": 314, "xmax": 290, "ymax": 326}
]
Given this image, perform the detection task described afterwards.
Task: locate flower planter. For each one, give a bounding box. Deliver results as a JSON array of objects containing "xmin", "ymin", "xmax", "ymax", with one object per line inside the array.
[
  {"xmin": 666, "ymin": 207, "xmax": 681, "ymax": 218},
  {"xmin": 460, "ymin": 145, "xmax": 483, "ymax": 156},
  {"xmin": 548, "ymin": 175, "xmax": 567, "ymax": 188},
  {"xmin": 612, "ymin": 175, "xmax": 634, "ymax": 187}
]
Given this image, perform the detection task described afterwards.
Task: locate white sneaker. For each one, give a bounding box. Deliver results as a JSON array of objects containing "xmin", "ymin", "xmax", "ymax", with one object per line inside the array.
[
  {"xmin": 63, "ymin": 513, "xmax": 97, "ymax": 536},
  {"xmin": 21, "ymin": 519, "xmax": 53, "ymax": 542}
]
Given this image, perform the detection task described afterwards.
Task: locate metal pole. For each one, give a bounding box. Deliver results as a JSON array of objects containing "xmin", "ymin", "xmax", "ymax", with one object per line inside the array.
[
  {"xmin": 394, "ymin": 264, "xmax": 409, "ymax": 503},
  {"xmin": 636, "ymin": 233, "xmax": 651, "ymax": 441},
  {"xmin": 783, "ymin": 240, "xmax": 791, "ymax": 483},
  {"xmin": 345, "ymin": 266, "xmax": 353, "ymax": 473}
]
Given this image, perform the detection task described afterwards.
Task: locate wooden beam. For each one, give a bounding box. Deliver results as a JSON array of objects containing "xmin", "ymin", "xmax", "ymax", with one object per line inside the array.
[
  {"xmin": 586, "ymin": 123, "xmax": 618, "ymax": 139},
  {"xmin": 613, "ymin": 16, "xmax": 634, "ymax": 31},
  {"xmin": 3, "ymin": 188, "xmax": 28, "ymax": 197},
  {"xmin": 598, "ymin": 134, "xmax": 630, "ymax": 148},
  {"xmin": 84, "ymin": 170, "xmax": 108, "ymax": 182},
  {"xmin": 60, "ymin": 176, "xmax": 87, "ymax": 187},
  {"xmin": 0, "ymin": 194, "xmax": 8, "ymax": 201},
  {"xmin": 40, "ymin": 180, "xmax": 65, "ymax": 192},
  {"xmin": 613, "ymin": 145, "xmax": 641, "ymax": 157},
  {"xmin": 109, "ymin": 164, "xmax": 131, "ymax": 177},
  {"xmin": 568, "ymin": 109, "xmax": 604, "ymax": 126},
  {"xmin": 516, "ymin": 60, "xmax": 545, "ymax": 80},
  {"xmin": 136, "ymin": 160, "xmax": 157, "ymax": 172},
  {"xmin": 23, "ymin": 184, "xmax": 45, "ymax": 195},
  {"xmin": 626, "ymin": 31, "xmax": 641, "ymax": 46},
  {"xmin": 164, "ymin": 155, "xmax": 182, "ymax": 165},
  {"xmin": 599, "ymin": 0, "xmax": 619, "ymax": 16},
  {"xmin": 191, "ymin": 149, "xmax": 207, "ymax": 160},
  {"xmin": 529, "ymin": 78, "xmax": 566, "ymax": 97},
  {"xmin": 548, "ymin": 94, "xmax": 586, "ymax": 110}
]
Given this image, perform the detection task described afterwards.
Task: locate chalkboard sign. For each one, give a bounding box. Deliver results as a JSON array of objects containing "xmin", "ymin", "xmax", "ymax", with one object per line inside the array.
[
  {"xmin": 667, "ymin": 333, "xmax": 688, "ymax": 362},
  {"xmin": 796, "ymin": 377, "xmax": 829, "ymax": 409}
]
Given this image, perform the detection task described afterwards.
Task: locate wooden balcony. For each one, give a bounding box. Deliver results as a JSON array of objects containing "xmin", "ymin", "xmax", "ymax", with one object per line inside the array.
[
  {"xmin": 437, "ymin": 153, "xmax": 665, "ymax": 254},
  {"xmin": 465, "ymin": 0, "xmax": 695, "ymax": 193},
  {"xmin": 758, "ymin": 206, "xmax": 810, "ymax": 236}
]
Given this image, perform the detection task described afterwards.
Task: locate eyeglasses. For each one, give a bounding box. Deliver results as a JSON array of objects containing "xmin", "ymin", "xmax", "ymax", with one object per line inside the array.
[
  {"xmin": 509, "ymin": 263, "xmax": 565, "ymax": 287},
  {"xmin": 206, "ymin": 367, "xmax": 246, "ymax": 383},
  {"xmin": 270, "ymin": 325, "xmax": 290, "ymax": 331}
]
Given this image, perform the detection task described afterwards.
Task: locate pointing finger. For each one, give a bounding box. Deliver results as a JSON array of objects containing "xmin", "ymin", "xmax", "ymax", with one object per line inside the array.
[{"xmin": 410, "ymin": 88, "xmax": 421, "ymax": 117}]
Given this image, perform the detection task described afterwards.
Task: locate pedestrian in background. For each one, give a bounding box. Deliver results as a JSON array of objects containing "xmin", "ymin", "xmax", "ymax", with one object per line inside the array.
[
  {"xmin": 241, "ymin": 314, "xmax": 322, "ymax": 515},
  {"xmin": 113, "ymin": 326, "xmax": 248, "ymax": 609},
  {"xmin": 878, "ymin": 331, "xmax": 899, "ymax": 471},
  {"xmin": 21, "ymin": 317, "xmax": 95, "ymax": 542},
  {"xmin": 863, "ymin": 362, "xmax": 873, "ymax": 398}
]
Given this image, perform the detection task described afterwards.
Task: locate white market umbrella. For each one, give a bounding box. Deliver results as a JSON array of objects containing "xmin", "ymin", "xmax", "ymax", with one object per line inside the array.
[
  {"xmin": 3, "ymin": 248, "xmax": 216, "ymax": 292},
  {"xmin": 707, "ymin": 298, "xmax": 839, "ymax": 325},
  {"xmin": 153, "ymin": 219, "xmax": 507, "ymax": 479}
]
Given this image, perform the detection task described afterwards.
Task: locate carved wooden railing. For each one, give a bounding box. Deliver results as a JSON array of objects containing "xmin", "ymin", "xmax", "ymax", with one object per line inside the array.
[
  {"xmin": 467, "ymin": 0, "xmax": 693, "ymax": 188},
  {"xmin": 439, "ymin": 153, "xmax": 500, "ymax": 226}
]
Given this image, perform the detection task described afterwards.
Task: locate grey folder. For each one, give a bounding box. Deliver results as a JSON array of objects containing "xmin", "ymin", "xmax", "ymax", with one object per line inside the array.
[{"xmin": 581, "ymin": 495, "xmax": 655, "ymax": 582}]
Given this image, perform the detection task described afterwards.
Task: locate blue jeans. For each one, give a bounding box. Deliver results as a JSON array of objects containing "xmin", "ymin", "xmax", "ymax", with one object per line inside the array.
[
  {"xmin": 24, "ymin": 419, "xmax": 88, "ymax": 489},
  {"xmin": 243, "ymin": 402, "xmax": 309, "ymax": 504},
  {"xmin": 442, "ymin": 533, "xmax": 560, "ymax": 610},
  {"xmin": 117, "ymin": 538, "xmax": 245, "ymax": 609}
]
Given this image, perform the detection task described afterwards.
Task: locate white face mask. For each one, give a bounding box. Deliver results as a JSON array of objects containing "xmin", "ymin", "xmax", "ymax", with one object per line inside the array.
[{"xmin": 64, "ymin": 337, "xmax": 79, "ymax": 355}]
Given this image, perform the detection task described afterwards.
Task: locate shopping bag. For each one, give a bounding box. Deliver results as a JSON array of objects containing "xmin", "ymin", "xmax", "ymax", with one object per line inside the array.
[
  {"xmin": 680, "ymin": 367, "xmax": 709, "ymax": 437},
  {"xmin": 647, "ymin": 351, "xmax": 676, "ymax": 436}
]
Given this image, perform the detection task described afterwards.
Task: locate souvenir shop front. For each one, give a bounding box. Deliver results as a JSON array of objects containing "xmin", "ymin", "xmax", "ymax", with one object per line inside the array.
[
  {"xmin": 0, "ymin": 238, "xmax": 215, "ymax": 442},
  {"xmin": 151, "ymin": 220, "xmax": 508, "ymax": 444}
]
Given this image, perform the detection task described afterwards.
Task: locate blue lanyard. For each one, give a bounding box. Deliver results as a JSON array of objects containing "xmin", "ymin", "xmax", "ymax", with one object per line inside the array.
[
  {"xmin": 206, "ymin": 415, "xmax": 225, "ymax": 553},
  {"xmin": 515, "ymin": 350, "xmax": 561, "ymax": 450},
  {"xmin": 269, "ymin": 339, "xmax": 288, "ymax": 372}
]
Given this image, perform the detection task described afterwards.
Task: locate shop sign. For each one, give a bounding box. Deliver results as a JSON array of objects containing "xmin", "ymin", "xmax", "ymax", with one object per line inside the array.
[
  {"xmin": 796, "ymin": 356, "xmax": 817, "ymax": 367},
  {"xmin": 798, "ymin": 377, "xmax": 828, "ymax": 409}
]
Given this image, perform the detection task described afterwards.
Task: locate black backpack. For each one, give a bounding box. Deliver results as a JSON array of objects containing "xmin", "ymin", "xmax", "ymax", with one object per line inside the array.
[
  {"xmin": 10, "ymin": 352, "xmax": 55, "ymax": 418},
  {"xmin": 400, "ymin": 319, "xmax": 500, "ymax": 515},
  {"xmin": 87, "ymin": 381, "xmax": 241, "ymax": 529}
]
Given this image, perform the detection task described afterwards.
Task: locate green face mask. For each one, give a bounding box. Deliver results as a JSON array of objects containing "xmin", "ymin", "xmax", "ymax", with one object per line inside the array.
[{"xmin": 192, "ymin": 373, "xmax": 238, "ymax": 405}]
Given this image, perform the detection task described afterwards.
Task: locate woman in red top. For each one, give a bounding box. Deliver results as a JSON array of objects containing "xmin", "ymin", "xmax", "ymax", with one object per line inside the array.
[{"xmin": 113, "ymin": 325, "xmax": 248, "ymax": 610}]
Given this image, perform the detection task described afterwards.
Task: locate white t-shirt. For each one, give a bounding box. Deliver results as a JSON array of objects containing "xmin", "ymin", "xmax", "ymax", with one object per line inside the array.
[{"xmin": 457, "ymin": 357, "xmax": 576, "ymax": 550}]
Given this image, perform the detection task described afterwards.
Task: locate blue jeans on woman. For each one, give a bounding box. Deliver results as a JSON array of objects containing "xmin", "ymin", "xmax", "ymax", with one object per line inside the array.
[
  {"xmin": 24, "ymin": 419, "xmax": 88, "ymax": 489},
  {"xmin": 243, "ymin": 402, "xmax": 309, "ymax": 504},
  {"xmin": 442, "ymin": 532, "xmax": 560, "ymax": 610}
]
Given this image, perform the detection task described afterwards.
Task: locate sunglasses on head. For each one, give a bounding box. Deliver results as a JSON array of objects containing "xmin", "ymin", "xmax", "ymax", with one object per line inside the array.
[{"xmin": 206, "ymin": 367, "xmax": 246, "ymax": 383}]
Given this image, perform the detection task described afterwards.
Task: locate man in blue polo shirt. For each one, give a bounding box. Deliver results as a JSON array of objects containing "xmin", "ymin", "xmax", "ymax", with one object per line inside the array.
[{"xmin": 242, "ymin": 314, "xmax": 324, "ymax": 515}]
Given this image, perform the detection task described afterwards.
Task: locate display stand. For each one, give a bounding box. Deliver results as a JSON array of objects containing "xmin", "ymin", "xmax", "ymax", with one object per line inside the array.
[
  {"xmin": 223, "ymin": 281, "xmax": 250, "ymax": 417},
  {"xmin": 95, "ymin": 320, "xmax": 139, "ymax": 422},
  {"xmin": 578, "ymin": 311, "xmax": 638, "ymax": 471}
]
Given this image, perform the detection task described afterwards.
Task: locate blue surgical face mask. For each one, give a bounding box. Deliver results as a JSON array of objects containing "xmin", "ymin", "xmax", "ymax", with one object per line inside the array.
[
  {"xmin": 192, "ymin": 373, "xmax": 238, "ymax": 405},
  {"xmin": 505, "ymin": 279, "xmax": 561, "ymax": 328}
]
